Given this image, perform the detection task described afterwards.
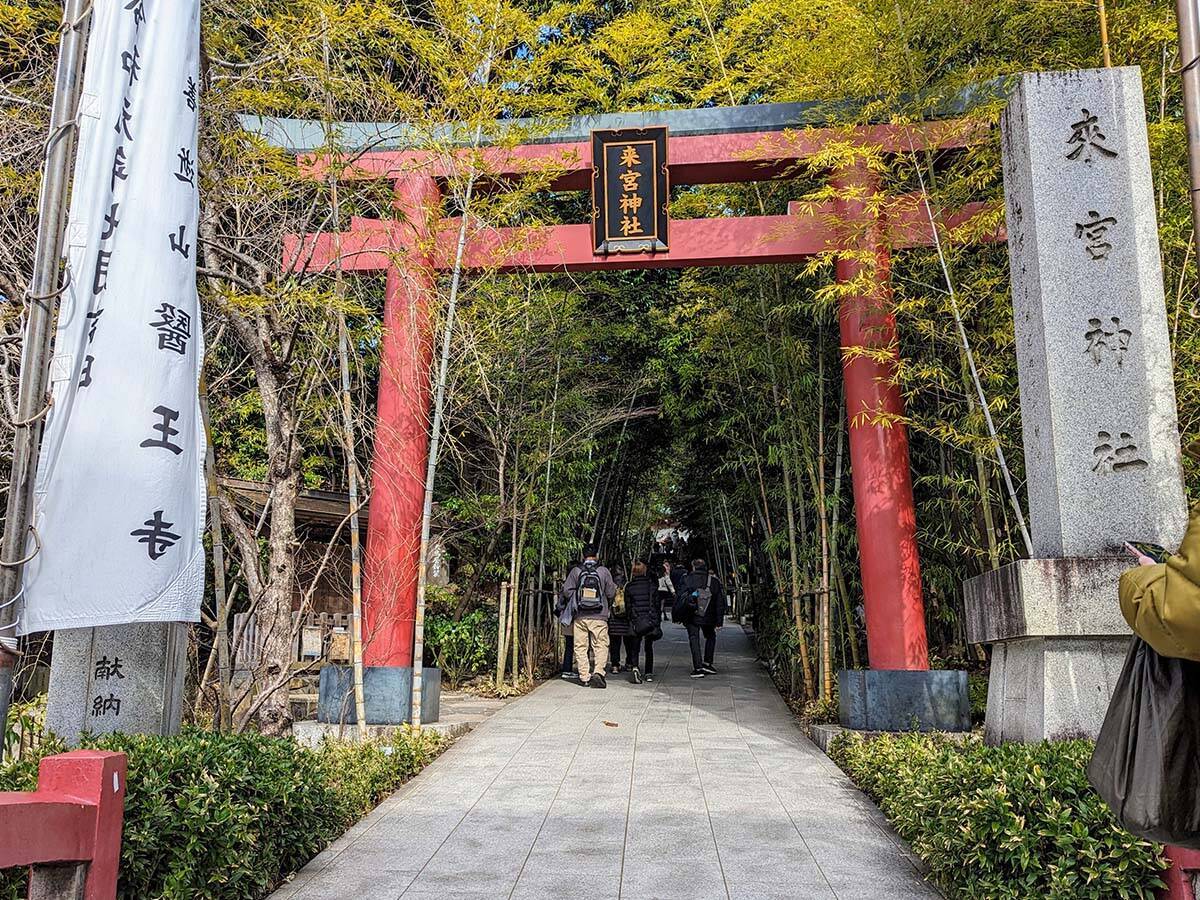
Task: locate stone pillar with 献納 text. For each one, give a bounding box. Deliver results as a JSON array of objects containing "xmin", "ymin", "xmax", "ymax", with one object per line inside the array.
[
  {"xmin": 965, "ymin": 67, "xmax": 1188, "ymax": 743},
  {"xmin": 45, "ymin": 623, "xmax": 188, "ymax": 744}
]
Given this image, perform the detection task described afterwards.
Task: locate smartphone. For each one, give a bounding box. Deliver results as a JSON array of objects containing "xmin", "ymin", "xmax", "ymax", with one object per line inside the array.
[{"xmin": 1125, "ymin": 541, "xmax": 1170, "ymax": 564}]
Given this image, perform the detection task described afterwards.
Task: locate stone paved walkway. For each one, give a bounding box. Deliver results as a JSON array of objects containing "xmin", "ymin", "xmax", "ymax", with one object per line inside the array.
[{"xmin": 272, "ymin": 624, "xmax": 941, "ymax": 900}]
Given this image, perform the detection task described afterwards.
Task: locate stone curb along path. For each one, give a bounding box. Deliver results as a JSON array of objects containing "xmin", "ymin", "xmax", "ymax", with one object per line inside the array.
[{"xmin": 271, "ymin": 624, "xmax": 942, "ymax": 900}]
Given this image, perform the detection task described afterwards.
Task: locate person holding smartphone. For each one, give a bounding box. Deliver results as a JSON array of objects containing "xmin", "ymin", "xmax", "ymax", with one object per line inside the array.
[{"xmin": 1120, "ymin": 508, "xmax": 1200, "ymax": 662}]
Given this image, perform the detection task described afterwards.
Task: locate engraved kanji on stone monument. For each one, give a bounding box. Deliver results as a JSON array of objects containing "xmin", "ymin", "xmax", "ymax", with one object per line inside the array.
[{"xmin": 1001, "ymin": 67, "xmax": 1186, "ymax": 558}]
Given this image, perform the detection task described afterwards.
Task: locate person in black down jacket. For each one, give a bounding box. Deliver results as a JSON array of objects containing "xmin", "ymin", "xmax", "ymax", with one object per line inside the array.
[
  {"xmin": 623, "ymin": 561, "xmax": 660, "ymax": 683},
  {"xmin": 679, "ymin": 558, "xmax": 727, "ymax": 678},
  {"xmin": 607, "ymin": 565, "xmax": 633, "ymax": 673}
]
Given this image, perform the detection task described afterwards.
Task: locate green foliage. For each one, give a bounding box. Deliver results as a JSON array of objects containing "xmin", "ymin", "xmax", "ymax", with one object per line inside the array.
[
  {"xmin": 424, "ymin": 608, "xmax": 499, "ymax": 687},
  {"xmin": 0, "ymin": 727, "xmax": 442, "ymax": 900},
  {"xmin": 1, "ymin": 695, "xmax": 45, "ymax": 759},
  {"xmin": 968, "ymin": 672, "xmax": 988, "ymax": 725},
  {"xmin": 829, "ymin": 732, "xmax": 1168, "ymax": 899},
  {"xmin": 800, "ymin": 696, "xmax": 839, "ymax": 725}
]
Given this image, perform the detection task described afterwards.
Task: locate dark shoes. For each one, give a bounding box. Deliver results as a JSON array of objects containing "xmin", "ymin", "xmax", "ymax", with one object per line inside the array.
[
  {"xmin": 690, "ymin": 669, "xmax": 707, "ymax": 678},
  {"xmin": 630, "ymin": 667, "xmax": 644, "ymax": 684},
  {"xmin": 701, "ymin": 663, "xmax": 717, "ymax": 674},
  {"xmin": 644, "ymin": 674, "xmax": 654, "ymax": 682},
  {"xmin": 589, "ymin": 673, "xmax": 607, "ymax": 689}
]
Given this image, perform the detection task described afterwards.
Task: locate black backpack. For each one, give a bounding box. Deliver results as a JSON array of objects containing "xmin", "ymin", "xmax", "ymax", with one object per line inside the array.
[{"xmin": 575, "ymin": 561, "xmax": 604, "ymax": 614}]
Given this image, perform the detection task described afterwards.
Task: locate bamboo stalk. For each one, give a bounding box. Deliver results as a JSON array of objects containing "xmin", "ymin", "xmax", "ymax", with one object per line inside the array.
[
  {"xmin": 817, "ymin": 333, "xmax": 832, "ymax": 701},
  {"xmin": 1098, "ymin": 0, "xmax": 1112, "ymax": 67},
  {"xmin": 322, "ymin": 21, "xmax": 367, "ymax": 739},
  {"xmin": 496, "ymin": 580, "xmax": 509, "ymax": 687},
  {"xmin": 200, "ymin": 378, "xmax": 232, "ymax": 731}
]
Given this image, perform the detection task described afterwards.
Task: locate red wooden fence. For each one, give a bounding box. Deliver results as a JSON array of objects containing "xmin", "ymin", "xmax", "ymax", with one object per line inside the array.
[
  {"xmin": 1163, "ymin": 846, "xmax": 1200, "ymax": 900},
  {"xmin": 0, "ymin": 750, "xmax": 126, "ymax": 900}
]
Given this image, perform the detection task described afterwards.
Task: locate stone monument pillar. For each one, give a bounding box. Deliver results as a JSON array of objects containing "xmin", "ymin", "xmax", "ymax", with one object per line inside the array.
[
  {"xmin": 46, "ymin": 622, "xmax": 188, "ymax": 744},
  {"xmin": 965, "ymin": 66, "xmax": 1188, "ymax": 743}
]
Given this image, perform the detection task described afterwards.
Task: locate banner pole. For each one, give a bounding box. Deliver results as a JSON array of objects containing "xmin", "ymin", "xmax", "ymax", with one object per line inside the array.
[
  {"xmin": 1176, "ymin": 0, "xmax": 1200, "ymax": 263},
  {"xmin": 0, "ymin": 0, "xmax": 92, "ymax": 730}
]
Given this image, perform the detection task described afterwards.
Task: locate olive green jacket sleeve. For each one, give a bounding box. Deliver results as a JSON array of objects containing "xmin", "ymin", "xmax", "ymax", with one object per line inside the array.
[{"xmin": 1119, "ymin": 506, "xmax": 1200, "ymax": 662}]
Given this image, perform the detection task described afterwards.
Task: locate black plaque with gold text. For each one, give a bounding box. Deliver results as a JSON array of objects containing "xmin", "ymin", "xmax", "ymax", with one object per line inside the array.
[{"xmin": 592, "ymin": 127, "xmax": 669, "ymax": 255}]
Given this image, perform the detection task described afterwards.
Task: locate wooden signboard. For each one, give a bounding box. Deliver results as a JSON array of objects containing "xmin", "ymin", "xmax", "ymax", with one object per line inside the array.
[{"xmin": 592, "ymin": 127, "xmax": 669, "ymax": 254}]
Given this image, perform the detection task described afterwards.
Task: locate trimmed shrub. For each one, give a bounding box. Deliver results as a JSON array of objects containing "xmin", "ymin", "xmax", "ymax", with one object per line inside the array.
[
  {"xmin": 0, "ymin": 726, "xmax": 443, "ymax": 900},
  {"xmin": 829, "ymin": 732, "xmax": 1167, "ymax": 899}
]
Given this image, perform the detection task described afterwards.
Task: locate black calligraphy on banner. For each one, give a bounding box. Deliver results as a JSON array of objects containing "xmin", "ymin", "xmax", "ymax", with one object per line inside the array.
[
  {"xmin": 121, "ymin": 46, "xmax": 141, "ymax": 87},
  {"xmin": 86, "ymin": 309, "xmax": 104, "ymax": 344},
  {"xmin": 131, "ymin": 510, "xmax": 181, "ymax": 560},
  {"xmin": 111, "ymin": 146, "xmax": 129, "ymax": 191},
  {"xmin": 139, "ymin": 405, "xmax": 184, "ymax": 455},
  {"xmin": 92, "ymin": 249, "xmax": 112, "ymax": 295},
  {"xmin": 78, "ymin": 354, "xmax": 94, "ymax": 388},
  {"xmin": 174, "ymin": 148, "xmax": 195, "ymax": 187},
  {"xmin": 592, "ymin": 127, "xmax": 669, "ymax": 255},
  {"xmin": 101, "ymin": 203, "xmax": 120, "ymax": 240},
  {"xmin": 114, "ymin": 98, "xmax": 134, "ymax": 141},
  {"xmin": 149, "ymin": 303, "xmax": 191, "ymax": 354},
  {"xmin": 125, "ymin": 0, "xmax": 146, "ymax": 30},
  {"xmin": 169, "ymin": 225, "xmax": 190, "ymax": 258}
]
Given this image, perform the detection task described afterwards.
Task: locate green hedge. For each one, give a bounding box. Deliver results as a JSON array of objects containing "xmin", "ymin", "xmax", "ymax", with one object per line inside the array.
[
  {"xmin": 0, "ymin": 726, "xmax": 443, "ymax": 900},
  {"xmin": 829, "ymin": 732, "xmax": 1167, "ymax": 899}
]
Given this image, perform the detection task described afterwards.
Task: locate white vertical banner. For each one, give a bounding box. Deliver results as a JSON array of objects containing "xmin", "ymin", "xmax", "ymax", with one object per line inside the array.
[{"xmin": 19, "ymin": 0, "xmax": 205, "ymax": 633}]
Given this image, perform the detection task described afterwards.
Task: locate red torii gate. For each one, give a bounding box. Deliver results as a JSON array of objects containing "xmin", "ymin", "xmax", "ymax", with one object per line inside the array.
[{"xmin": 278, "ymin": 106, "xmax": 998, "ymax": 723}]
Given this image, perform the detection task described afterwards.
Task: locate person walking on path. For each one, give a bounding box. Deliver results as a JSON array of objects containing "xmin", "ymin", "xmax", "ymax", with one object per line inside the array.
[
  {"xmin": 560, "ymin": 546, "xmax": 617, "ymax": 688},
  {"xmin": 676, "ymin": 557, "xmax": 727, "ymax": 678},
  {"xmin": 624, "ymin": 561, "xmax": 661, "ymax": 683},
  {"xmin": 669, "ymin": 555, "xmax": 687, "ymax": 598},
  {"xmin": 556, "ymin": 558, "xmax": 580, "ymax": 679},
  {"xmin": 657, "ymin": 560, "xmax": 676, "ymax": 623},
  {"xmin": 607, "ymin": 564, "xmax": 634, "ymax": 674}
]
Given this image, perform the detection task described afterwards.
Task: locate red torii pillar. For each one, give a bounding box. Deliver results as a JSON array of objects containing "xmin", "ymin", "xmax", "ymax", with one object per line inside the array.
[
  {"xmin": 361, "ymin": 175, "xmax": 440, "ymax": 676},
  {"xmin": 835, "ymin": 162, "xmax": 929, "ymax": 671}
]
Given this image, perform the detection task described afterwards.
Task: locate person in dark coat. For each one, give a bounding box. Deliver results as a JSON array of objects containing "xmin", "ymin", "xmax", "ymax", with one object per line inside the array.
[
  {"xmin": 669, "ymin": 557, "xmax": 687, "ymax": 598},
  {"xmin": 678, "ymin": 558, "xmax": 727, "ymax": 677},
  {"xmin": 606, "ymin": 565, "xmax": 633, "ymax": 672},
  {"xmin": 623, "ymin": 561, "xmax": 660, "ymax": 683}
]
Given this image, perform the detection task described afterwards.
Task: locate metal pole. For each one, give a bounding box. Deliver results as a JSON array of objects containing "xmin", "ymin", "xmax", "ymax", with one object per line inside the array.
[
  {"xmin": 1176, "ymin": 0, "xmax": 1200, "ymax": 258},
  {"xmin": 0, "ymin": 0, "xmax": 92, "ymax": 730}
]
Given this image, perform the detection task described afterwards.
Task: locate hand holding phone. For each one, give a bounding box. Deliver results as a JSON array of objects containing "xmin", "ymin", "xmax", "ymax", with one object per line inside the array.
[{"xmin": 1125, "ymin": 542, "xmax": 1163, "ymax": 567}]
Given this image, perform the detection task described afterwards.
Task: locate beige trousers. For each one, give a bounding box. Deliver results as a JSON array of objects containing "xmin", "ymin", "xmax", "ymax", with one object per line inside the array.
[{"xmin": 573, "ymin": 617, "xmax": 609, "ymax": 680}]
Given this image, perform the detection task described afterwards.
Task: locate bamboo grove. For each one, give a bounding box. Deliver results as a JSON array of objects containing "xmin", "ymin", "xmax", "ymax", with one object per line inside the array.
[{"xmin": 1, "ymin": 0, "xmax": 1198, "ymax": 724}]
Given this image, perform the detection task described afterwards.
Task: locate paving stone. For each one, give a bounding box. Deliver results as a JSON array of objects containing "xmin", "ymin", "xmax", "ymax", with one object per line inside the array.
[{"xmin": 269, "ymin": 624, "xmax": 938, "ymax": 900}]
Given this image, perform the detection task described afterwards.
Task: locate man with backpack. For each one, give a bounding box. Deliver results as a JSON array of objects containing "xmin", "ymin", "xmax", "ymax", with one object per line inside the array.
[
  {"xmin": 675, "ymin": 557, "xmax": 727, "ymax": 678},
  {"xmin": 560, "ymin": 545, "xmax": 618, "ymax": 688}
]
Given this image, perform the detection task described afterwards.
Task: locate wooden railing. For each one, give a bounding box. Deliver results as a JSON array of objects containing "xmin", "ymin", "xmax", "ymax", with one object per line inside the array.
[
  {"xmin": 1163, "ymin": 847, "xmax": 1200, "ymax": 900},
  {"xmin": 0, "ymin": 750, "xmax": 126, "ymax": 900}
]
